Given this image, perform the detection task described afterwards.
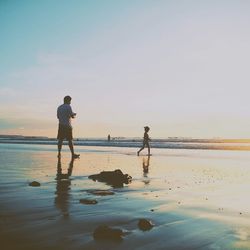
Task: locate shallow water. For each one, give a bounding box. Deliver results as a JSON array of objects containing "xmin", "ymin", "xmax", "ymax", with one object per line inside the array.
[{"xmin": 1, "ymin": 144, "xmax": 250, "ymax": 249}]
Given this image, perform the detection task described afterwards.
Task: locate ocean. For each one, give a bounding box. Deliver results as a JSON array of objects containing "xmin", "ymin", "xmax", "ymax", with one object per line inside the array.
[{"xmin": 1, "ymin": 136, "xmax": 250, "ymax": 151}]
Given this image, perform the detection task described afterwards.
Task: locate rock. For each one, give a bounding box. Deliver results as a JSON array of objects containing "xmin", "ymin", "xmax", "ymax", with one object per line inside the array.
[
  {"xmin": 89, "ymin": 169, "xmax": 132, "ymax": 187},
  {"xmin": 29, "ymin": 181, "xmax": 41, "ymax": 187},
  {"xmin": 138, "ymin": 219, "xmax": 154, "ymax": 231},
  {"xmin": 89, "ymin": 190, "xmax": 115, "ymax": 196},
  {"xmin": 93, "ymin": 225, "xmax": 124, "ymax": 241},
  {"xmin": 79, "ymin": 199, "xmax": 98, "ymax": 205}
]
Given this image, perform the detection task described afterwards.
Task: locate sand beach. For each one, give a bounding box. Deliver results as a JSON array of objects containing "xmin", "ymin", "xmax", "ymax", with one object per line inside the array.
[{"xmin": 1, "ymin": 143, "xmax": 250, "ymax": 249}]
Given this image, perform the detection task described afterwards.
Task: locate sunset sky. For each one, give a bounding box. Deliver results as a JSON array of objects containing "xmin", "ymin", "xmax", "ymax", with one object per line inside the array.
[{"xmin": 1, "ymin": 0, "xmax": 250, "ymax": 138}]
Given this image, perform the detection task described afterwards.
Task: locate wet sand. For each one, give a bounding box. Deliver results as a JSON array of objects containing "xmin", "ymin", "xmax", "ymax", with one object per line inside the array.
[{"xmin": 1, "ymin": 144, "xmax": 250, "ymax": 249}]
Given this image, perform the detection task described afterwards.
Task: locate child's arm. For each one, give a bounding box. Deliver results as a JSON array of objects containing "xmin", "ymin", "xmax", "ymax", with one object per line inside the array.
[{"xmin": 144, "ymin": 133, "xmax": 150, "ymax": 141}]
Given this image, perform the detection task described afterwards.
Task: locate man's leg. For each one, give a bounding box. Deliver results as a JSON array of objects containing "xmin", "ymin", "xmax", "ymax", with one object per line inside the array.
[
  {"xmin": 57, "ymin": 139, "xmax": 63, "ymax": 157},
  {"xmin": 68, "ymin": 140, "xmax": 80, "ymax": 158},
  {"xmin": 68, "ymin": 140, "xmax": 74, "ymax": 155}
]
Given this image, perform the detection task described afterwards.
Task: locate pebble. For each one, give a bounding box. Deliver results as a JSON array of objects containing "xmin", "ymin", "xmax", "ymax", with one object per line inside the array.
[
  {"xmin": 89, "ymin": 190, "xmax": 114, "ymax": 196},
  {"xmin": 93, "ymin": 225, "xmax": 124, "ymax": 241},
  {"xmin": 29, "ymin": 181, "xmax": 41, "ymax": 187},
  {"xmin": 79, "ymin": 199, "xmax": 98, "ymax": 205},
  {"xmin": 138, "ymin": 219, "xmax": 154, "ymax": 231}
]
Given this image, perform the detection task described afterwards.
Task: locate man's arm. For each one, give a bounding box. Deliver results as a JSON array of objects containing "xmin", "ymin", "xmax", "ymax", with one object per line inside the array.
[{"xmin": 69, "ymin": 106, "xmax": 76, "ymax": 118}]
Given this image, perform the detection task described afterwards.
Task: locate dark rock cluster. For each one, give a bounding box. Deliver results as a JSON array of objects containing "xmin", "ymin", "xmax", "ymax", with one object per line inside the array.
[{"xmin": 88, "ymin": 169, "xmax": 132, "ymax": 187}]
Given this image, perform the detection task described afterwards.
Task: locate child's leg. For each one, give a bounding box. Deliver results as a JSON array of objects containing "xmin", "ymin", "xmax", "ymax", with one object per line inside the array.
[
  {"xmin": 137, "ymin": 144, "xmax": 145, "ymax": 156},
  {"xmin": 148, "ymin": 146, "xmax": 150, "ymax": 155},
  {"xmin": 147, "ymin": 143, "xmax": 150, "ymax": 155}
]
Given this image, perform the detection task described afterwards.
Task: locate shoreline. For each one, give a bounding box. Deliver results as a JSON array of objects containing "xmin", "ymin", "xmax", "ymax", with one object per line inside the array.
[{"xmin": 1, "ymin": 140, "xmax": 250, "ymax": 151}]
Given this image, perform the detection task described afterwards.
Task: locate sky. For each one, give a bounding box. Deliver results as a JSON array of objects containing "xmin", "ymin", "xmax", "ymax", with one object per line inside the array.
[{"xmin": 1, "ymin": 0, "xmax": 250, "ymax": 138}]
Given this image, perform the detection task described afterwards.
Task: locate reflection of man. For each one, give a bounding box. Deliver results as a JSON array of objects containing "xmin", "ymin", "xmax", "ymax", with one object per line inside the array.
[
  {"xmin": 55, "ymin": 157, "xmax": 75, "ymax": 217},
  {"xmin": 57, "ymin": 95, "xmax": 80, "ymax": 158},
  {"xmin": 56, "ymin": 157, "xmax": 75, "ymax": 180}
]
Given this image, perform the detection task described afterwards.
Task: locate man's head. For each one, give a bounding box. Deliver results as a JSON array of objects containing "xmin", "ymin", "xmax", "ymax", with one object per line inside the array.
[
  {"xmin": 64, "ymin": 95, "xmax": 72, "ymax": 104},
  {"xmin": 144, "ymin": 126, "xmax": 150, "ymax": 132}
]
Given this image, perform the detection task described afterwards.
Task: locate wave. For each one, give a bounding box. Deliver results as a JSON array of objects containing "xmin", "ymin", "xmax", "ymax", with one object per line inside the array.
[{"xmin": 1, "ymin": 138, "xmax": 250, "ymax": 151}]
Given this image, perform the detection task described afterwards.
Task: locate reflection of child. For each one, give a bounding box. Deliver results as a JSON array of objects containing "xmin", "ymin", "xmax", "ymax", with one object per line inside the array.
[
  {"xmin": 137, "ymin": 126, "xmax": 151, "ymax": 156},
  {"xmin": 143, "ymin": 156, "xmax": 150, "ymax": 174}
]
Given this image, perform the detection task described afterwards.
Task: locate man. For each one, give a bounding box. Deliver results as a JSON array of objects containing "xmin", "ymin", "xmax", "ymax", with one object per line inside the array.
[{"xmin": 57, "ymin": 95, "xmax": 80, "ymax": 158}]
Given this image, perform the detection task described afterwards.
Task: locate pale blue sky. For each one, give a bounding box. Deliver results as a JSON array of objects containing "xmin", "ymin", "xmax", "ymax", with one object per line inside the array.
[{"xmin": 1, "ymin": 0, "xmax": 250, "ymax": 138}]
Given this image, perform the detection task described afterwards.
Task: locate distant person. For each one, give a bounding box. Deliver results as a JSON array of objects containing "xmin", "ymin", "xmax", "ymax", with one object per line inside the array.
[
  {"xmin": 108, "ymin": 134, "xmax": 111, "ymax": 141},
  {"xmin": 57, "ymin": 95, "xmax": 80, "ymax": 158},
  {"xmin": 137, "ymin": 126, "xmax": 151, "ymax": 156}
]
